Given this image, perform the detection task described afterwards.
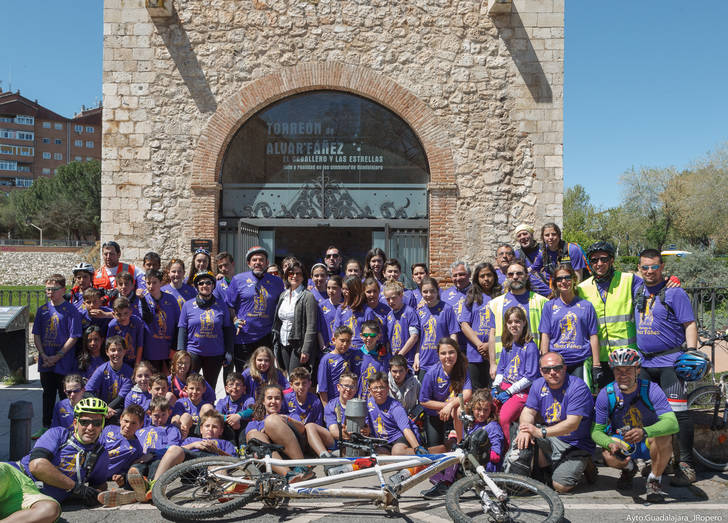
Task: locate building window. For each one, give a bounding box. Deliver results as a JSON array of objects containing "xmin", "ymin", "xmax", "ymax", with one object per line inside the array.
[
  {"xmin": 16, "ymin": 115, "xmax": 34, "ymax": 125},
  {"xmin": 0, "ymin": 145, "xmax": 14, "ymax": 155},
  {"xmin": 54, "ymin": 138, "xmax": 62, "ymax": 145},
  {"xmin": 74, "ymin": 124, "xmax": 83, "ymax": 133},
  {"xmin": 53, "ymin": 169, "xmax": 58, "ymax": 175},
  {"xmin": 42, "ymin": 137, "xmax": 50, "ymax": 144},
  {"xmin": 42, "ymin": 152, "xmax": 51, "ymax": 160},
  {"xmin": 0, "ymin": 117, "xmax": 12, "ymax": 123},
  {"xmin": 75, "ymin": 156, "xmax": 82, "ymax": 161},
  {"xmin": 43, "ymin": 121, "xmax": 51, "ymax": 129},
  {"xmin": 42, "ymin": 168, "xmax": 51, "ymax": 175},
  {"xmin": 16, "ymin": 131, "xmax": 34, "ymax": 141},
  {"xmin": 15, "ymin": 178, "xmax": 33, "ymax": 187},
  {"xmin": 0, "ymin": 160, "xmax": 17, "ymax": 171},
  {"xmin": 53, "ymin": 152, "xmax": 63, "ymax": 160},
  {"xmin": 17, "ymin": 164, "xmax": 30, "ymax": 172},
  {"xmin": 54, "ymin": 122, "xmax": 63, "ymax": 130},
  {"xmin": 85, "ymin": 141, "xmax": 94, "ymax": 148},
  {"xmin": 0, "ymin": 129, "xmax": 13, "ymax": 139},
  {"xmin": 85, "ymin": 126, "xmax": 94, "ymax": 133},
  {"xmin": 74, "ymin": 139, "xmax": 83, "ymax": 147},
  {"xmin": 86, "ymin": 157, "xmax": 93, "ymax": 162},
  {"xmin": 19, "ymin": 147, "xmax": 33, "ymax": 156}
]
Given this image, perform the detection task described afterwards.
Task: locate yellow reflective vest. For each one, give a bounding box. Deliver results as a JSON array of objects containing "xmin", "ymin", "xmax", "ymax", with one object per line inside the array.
[
  {"xmin": 576, "ymin": 271, "xmax": 637, "ymax": 361},
  {"xmin": 490, "ymin": 291, "xmax": 548, "ymax": 363}
]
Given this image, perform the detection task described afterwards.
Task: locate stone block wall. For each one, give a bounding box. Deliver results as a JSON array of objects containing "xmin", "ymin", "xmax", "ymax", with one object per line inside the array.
[{"xmin": 102, "ymin": 0, "xmax": 563, "ymax": 277}]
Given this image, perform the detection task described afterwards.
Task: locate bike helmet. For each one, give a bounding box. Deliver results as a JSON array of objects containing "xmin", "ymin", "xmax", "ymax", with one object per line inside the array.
[
  {"xmin": 608, "ymin": 348, "xmax": 642, "ymax": 368},
  {"xmin": 469, "ymin": 426, "xmax": 492, "ymax": 465},
  {"xmin": 193, "ymin": 270, "xmax": 216, "ymax": 288},
  {"xmin": 73, "ymin": 397, "xmax": 108, "ymax": 418},
  {"xmin": 245, "ymin": 245, "xmax": 268, "ymax": 263},
  {"xmin": 674, "ymin": 350, "xmax": 711, "ymax": 381},
  {"xmin": 586, "ymin": 241, "xmax": 616, "ymax": 259},
  {"xmin": 72, "ymin": 262, "xmax": 94, "ymax": 276}
]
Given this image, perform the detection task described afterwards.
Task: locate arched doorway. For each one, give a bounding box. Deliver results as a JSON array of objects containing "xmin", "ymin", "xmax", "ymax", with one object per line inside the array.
[{"xmin": 219, "ymin": 90, "xmax": 429, "ymax": 285}]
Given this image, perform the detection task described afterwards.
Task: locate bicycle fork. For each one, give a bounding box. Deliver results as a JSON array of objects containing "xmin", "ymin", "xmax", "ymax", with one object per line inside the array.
[{"xmin": 467, "ymin": 454, "xmax": 507, "ymax": 519}]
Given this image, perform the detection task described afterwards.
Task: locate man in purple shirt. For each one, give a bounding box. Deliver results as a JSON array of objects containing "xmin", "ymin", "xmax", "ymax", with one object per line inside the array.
[
  {"xmin": 635, "ymin": 248, "xmax": 699, "ymax": 486},
  {"xmin": 440, "ymin": 260, "xmax": 471, "ymax": 350},
  {"xmin": 226, "ymin": 246, "xmax": 284, "ymax": 376},
  {"xmin": 512, "ymin": 352, "xmax": 595, "ymax": 493},
  {"xmin": 494, "ymin": 244, "xmax": 516, "ymax": 286}
]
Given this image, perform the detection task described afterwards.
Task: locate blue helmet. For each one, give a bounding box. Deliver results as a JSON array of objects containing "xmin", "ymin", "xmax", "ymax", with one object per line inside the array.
[{"xmin": 674, "ymin": 350, "xmax": 711, "ymax": 382}]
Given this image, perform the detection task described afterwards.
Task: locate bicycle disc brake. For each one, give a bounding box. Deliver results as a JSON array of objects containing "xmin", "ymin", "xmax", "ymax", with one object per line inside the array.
[{"xmin": 256, "ymin": 473, "xmax": 288, "ymax": 508}]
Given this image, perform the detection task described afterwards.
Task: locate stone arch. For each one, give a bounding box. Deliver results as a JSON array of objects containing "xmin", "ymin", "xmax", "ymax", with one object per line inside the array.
[{"xmin": 190, "ymin": 62, "xmax": 458, "ymax": 278}]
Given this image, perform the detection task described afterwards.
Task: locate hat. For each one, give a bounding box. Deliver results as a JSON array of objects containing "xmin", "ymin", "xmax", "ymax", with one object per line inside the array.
[
  {"xmin": 513, "ymin": 223, "xmax": 534, "ymax": 238},
  {"xmin": 245, "ymin": 245, "xmax": 268, "ymax": 263}
]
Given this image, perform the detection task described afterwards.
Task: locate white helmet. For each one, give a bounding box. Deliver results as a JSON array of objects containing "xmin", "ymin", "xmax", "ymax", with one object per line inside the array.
[{"xmin": 72, "ymin": 262, "xmax": 94, "ymax": 276}]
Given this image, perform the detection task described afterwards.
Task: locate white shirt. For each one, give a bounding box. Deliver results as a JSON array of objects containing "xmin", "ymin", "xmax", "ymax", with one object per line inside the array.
[{"xmin": 278, "ymin": 286, "xmax": 303, "ymax": 346}]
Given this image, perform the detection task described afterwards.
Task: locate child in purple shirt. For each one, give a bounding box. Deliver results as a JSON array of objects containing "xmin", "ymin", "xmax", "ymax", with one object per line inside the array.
[
  {"xmin": 242, "ymin": 346, "xmax": 289, "ymax": 404},
  {"xmin": 365, "ymin": 372, "xmax": 422, "ymax": 455},
  {"xmin": 317, "ymin": 325, "xmax": 361, "ymax": 403},
  {"xmin": 415, "ymin": 277, "xmax": 460, "ymax": 378},
  {"xmin": 107, "ymin": 296, "xmax": 145, "ymax": 368},
  {"xmin": 171, "ymin": 374, "xmax": 215, "ymax": 439},
  {"xmin": 140, "ymin": 269, "xmax": 180, "ymax": 373},
  {"xmin": 383, "ymin": 281, "xmax": 420, "ymax": 369},
  {"xmin": 86, "ymin": 336, "xmax": 134, "ymax": 421},
  {"xmin": 102, "ymin": 406, "xmax": 144, "ymax": 486},
  {"xmin": 358, "ymin": 320, "xmax": 391, "ymax": 399},
  {"xmin": 285, "ymin": 367, "xmax": 323, "ymax": 425},
  {"xmin": 51, "ymin": 374, "xmax": 85, "ymax": 430}
]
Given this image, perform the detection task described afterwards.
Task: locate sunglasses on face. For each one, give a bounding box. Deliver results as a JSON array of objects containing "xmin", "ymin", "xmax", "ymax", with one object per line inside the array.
[
  {"xmin": 640, "ymin": 264, "xmax": 660, "ymax": 271},
  {"xmin": 554, "ymin": 275, "xmax": 572, "ymax": 283},
  {"xmin": 197, "ymin": 280, "xmax": 214, "ymax": 286},
  {"xmin": 361, "ymin": 332, "xmax": 378, "ymax": 338},
  {"xmin": 45, "ymin": 286, "xmax": 62, "ymax": 292},
  {"xmin": 325, "ymin": 253, "xmax": 340, "ymax": 259},
  {"xmin": 77, "ymin": 418, "xmax": 103, "ymax": 427},
  {"xmin": 589, "ymin": 256, "xmax": 611, "ymax": 265},
  {"xmin": 65, "ymin": 389, "xmax": 83, "ymax": 395},
  {"xmin": 541, "ymin": 364, "xmax": 564, "ymax": 373}
]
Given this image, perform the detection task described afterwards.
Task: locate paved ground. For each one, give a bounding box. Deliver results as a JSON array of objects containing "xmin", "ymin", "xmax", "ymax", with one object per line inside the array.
[{"xmin": 2, "ymin": 368, "xmax": 727, "ymax": 522}]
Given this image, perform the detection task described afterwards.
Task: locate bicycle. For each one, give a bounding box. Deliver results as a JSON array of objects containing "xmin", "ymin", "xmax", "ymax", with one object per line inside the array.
[
  {"xmin": 686, "ymin": 329, "xmax": 728, "ymax": 470},
  {"xmin": 152, "ymin": 396, "xmax": 564, "ymax": 522}
]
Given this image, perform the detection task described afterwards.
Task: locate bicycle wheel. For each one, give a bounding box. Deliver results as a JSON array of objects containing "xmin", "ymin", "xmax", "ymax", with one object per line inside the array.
[
  {"xmin": 152, "ymin": 456, "xmax": 261, "ymax": 521},
  {"xmin": 445, "ymin": 472, "xmax": 564, "ymax": 523},
  {"xmin": 688, "ymin": 385, "xmax": 728, "ymax": 471}
]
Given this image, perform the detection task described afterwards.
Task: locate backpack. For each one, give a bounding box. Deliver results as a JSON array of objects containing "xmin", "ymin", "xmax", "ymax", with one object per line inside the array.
[
  {"xmin": 605, "ymin": 379, "xmax": 654, "ymax": 420},
  {"xmin": 634, "ymin": 283, "xmax": 675, "ymax": 318}
]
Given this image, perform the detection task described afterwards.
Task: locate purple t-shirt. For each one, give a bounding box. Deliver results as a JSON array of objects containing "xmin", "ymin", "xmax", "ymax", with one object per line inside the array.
[
  {"xmin": 386, "ymin": 305, "xmax": 420, "ymax": 367},
  {"xmin": 324, "ymin": 397, "xmax": 350, "ymax": 428},
  {"xmin": 495, "ymin": 268, "xmax": 507, "ymax": 286},
  {"xmin": 635, "ymin": 283, "xmax": 695, "ymax": 367},
  {"xmin": 212, "ymin": 278, "xmax": 231, "ymax": 305},
  {"xmin": 242, "ymin": 367, "xmax": 289, "ymax": 403},
  {"xmin": 366, "ymin": 396, "xmax": 413, "ymax": 444},
  {"xmin": 495, "ymin": 340, "xmax": 540, "ymax": 385},
  {"xmin": 410, "ymin": 288, "xmax": 424, "ymax": 309},
  {"xmin": 417, "ymin": 301, "xmax": 460, "ymax": 372},
  {"xmin": 457, "ymin": 296, "xmax": 492, "ymax": 364},
  {"xmin": 539, "ymin": 297, "xmax": 598, "ymax": 365},
  {"xmin": 311, "ymin": 286, "xmax": 327, "ymax": 303},
  {"xmin": 107, "ymin": 316, "xmax": 145, "ymax": 367},
  {"xmin": 468, "ymin": 420, "xmax": 505, "ymax": 471},
  {"xmin": 441, "ymin": 285, "xmax": 470, "ymax": 349},
  {"xmin": 181, "ymin": 437, "xmax": 237, "ymax": 456},
  {"xmin": 317, "ymin": 349, "xmax": 362, "ymax": 399},
  {"xmin": 215, "ymin": 394, "xmax": 250, "ymax": 417},
  {"xmin": 32, "ymin": 300, "xmax": 83, "ymax": 375},
  {"xmin": 419, "ymin": 365, "xmax": 472, "ymax": 416},
  {"xmin": 142, "ymin": 291, "xmax": 180, "ymax": 361},
  {"xmin": 403, "ymin": 289, "xmax": 418, "ymax": 310},
  {"xmin": 102, "ymin": 424, "xmax": 143, "ymax": 478},
  {"xmin": 17, "ymin": 427, "xmax": 110, "ymax": 502},
  {"xmin": 162, "ymin": 283, "xmax": 196, "ymax": 310},
  {"xmin": 136, "ymin": 424, "xmax": 182, "ymax": 452},
  {"xmin": 334, "ymin": 304, "xmax": 377, "ymax": 349},
  {"xmin": 172, "ymin": 396, "xmax": 210, "ymax": 425},
  {"xmin": 359, "ymin": 347, "xmax": 391, "ymax": 399},
  {"xmin": 525, "ymin": 375, "xmax": 595, "ymax": 451},
  {"xmin": 86, "ymin": 361, "xmax": 133, "ymax": 404},
  {"xmin": 318, "ymin": 298, "xmax": 339, "ymax": 349},
  {"xmin": 51, "ymin": 398, "xmax": 74, "ymax": 429},
  {"xmin": 594, "ymin": 379, "xmax": 672, "ymax": 429},
  {"xmin": 78, "ymin": 305, "xmax": 112, "ymax": 335},
  {"xmin": 285, "ymin": 390, "xmax": 323, "ymax": 425},
  {"xmin": 226, "ymin": 271, "xmax": 284, "ymax": 344},
  {"xmin": 80, "ymin": 355, "xmax": 107, "ymax": 380},
  {"xmin": 178, "ymin": 299, "xmax": 232, "ymax": 357},
  {"xmin": 167, "ymin": 374, "xmax": 217, "ymax": 405},
  {"xmin": 124, "ymin": 386, "xmax": 152, "ymax": 413},
  {"xmin": 487, "ymin": 292, "xmax": 531, "ymax": 331}
]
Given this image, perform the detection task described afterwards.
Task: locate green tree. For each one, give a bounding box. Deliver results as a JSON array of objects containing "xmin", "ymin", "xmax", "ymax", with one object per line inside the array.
[{"xmin": 562, "ymin": 184, "xmax": 598, "ymax": 248}]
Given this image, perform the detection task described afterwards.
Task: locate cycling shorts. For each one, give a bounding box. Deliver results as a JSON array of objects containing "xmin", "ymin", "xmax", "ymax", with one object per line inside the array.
[{"xmin": 639, "ymin": 366, "xmax": 687, "ymax": 411}]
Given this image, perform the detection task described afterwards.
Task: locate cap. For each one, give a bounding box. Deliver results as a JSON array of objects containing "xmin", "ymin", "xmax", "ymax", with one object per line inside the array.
[
  {"xmin": 514, "ymin": 223, "xmax": 534, "ymax": 237},
  {"xmin": 245, "ymin": 245, "xmax": 268, "ymax": 263}
]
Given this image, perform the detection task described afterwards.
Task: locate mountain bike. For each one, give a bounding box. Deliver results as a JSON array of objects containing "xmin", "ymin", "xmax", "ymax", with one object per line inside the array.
[
  {"xmin": 686, "ymin": 330, "xmax": 728, "ymax": 470},
  {"xmin": 152, "ymin": 397, "xmax": 564, "ymax": 522}
]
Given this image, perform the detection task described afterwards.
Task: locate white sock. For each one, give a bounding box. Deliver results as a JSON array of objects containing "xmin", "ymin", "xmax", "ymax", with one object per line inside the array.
[{"xmin": 648, "ymin": 472, "xmax": 661, "ymax": 483}]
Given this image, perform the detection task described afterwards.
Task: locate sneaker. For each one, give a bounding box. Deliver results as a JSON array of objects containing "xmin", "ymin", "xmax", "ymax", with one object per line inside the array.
[
  {"xmin": 645, "ymin": 477, "xmax": 667, "ymax": 503},
  {"xmin": 286, "ymin": 466, "xmax": 315, "ymax": 484},
  {"xmin": 31, "ymin": 428, "xmax": 48, "ymax": 441},
  {"xmin": 422, "ymin": 481, "xmax": 450, "ymax": 500},
  {"xmin": 98, "ymin": 489, "xmax": 138, "ymax": 507},
  {"xmin": 671, "ymin": 462, "xmax": 697, "ymax": 486},
  {"xmin": 127, "ymin": 468, "xmax": 149, "ymax": 503},
  {"xmin": 583, "ymin": 458, "xmax": 598, "ymax": 484},
  {"xmin": 616, "ymin": 465, "xmax": 636, "ymax": 491}
]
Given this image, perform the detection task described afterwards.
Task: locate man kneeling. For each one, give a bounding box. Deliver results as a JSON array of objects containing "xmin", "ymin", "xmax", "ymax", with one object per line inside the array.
[{"xmin": 591, "ymin": 348, "xmax": 678, "ymax": 502}]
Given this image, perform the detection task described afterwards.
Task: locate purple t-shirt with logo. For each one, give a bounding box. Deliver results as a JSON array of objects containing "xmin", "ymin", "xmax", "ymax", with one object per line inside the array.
[
  {"xmin": 242, "ymin": 367, "xmax": 289, "ymax": 404},
  {"xmin": 317, "ymin": 349, "xmax": 362, "ymax": 399},
  {"xmin": 318, "ymin": 298, "xmax": 339, "ymax": 349},
  {"xmin": 324, "ymin": 397, "xmax": 350, "ymax": 428},
  {"xmin": 162, "ymin": 283, "xmax": 196, "ymax": 310},
  {"xmin": 359, "ymin": 347, "xmax": 391, "ymax": 399},
  {"xmin": 32, "ymin": 300, "xmax": 83, "ymax": 375},
  {"xmin": 457, "ymin": 296, "xmax": 492, "ymax": 364},
  {"xmin": 172, "ymin": 396, "xmax": 210, "ymax": 425},
  {"xmin": 178, "ymin": 299, "xmax": 232, "ymax": 357},
  {"xmin": 101, "ymin": 424, "xmax": 143, "ymax": 478},
  {"xmin": 441, "ymin": 285, "xmax": 470, "ymax": 349},
  {"xmin": 468, "ymin": 420, "xmax": 505, "ymax": 471},
  {"xmin": 86, "ymin": 361, "xmax": 133, "ymax": 404},
  {"xmin": 539, "ymin": 297, "xmax": 598, "ymax": 365},
  {"xmin": 16, "ymin": 427, "xmax": 110, "ymax": 502},
  {"xmin": 386, "ymin": 305, "xmax": 420, "ymax": 367},
  {"xmin": 416, "ymin": 301, "xmax": 460, "ymax": 372},
  {"xmin": 226, "ymin": 271, "xmax": 284, "ymax": 344},
  {"xmin": 366, "ymin": 396, "xmax": 412, "ymax": 444},
  {"xmin": 594, "ymin": 379, "xmax": 672, "ymax": 429},
  {"xmin": 124, "ymin": 386, "xmax": 152, "ymax": 413},
  {"xmin": 181, "ymin": 437, "xmax": 237, "ymax": 456},
  {"xmin": 51, "ymin": 398, "xmax": 74, "ymax": 429},
  {"xmin": 78, "ymin": 305, "xmax": 112, "ymax": 335},
  {"xmin": 495, "ymin": 340, "xmax": 540, "ymax": 384},
  {"xmin": 107, "ymin": 316, "xmax": 145, "ymax": 367},
  {"xmin": 136, "ymin": 424, "xmax": 182, "ymax": 452},
  {"xmin": 334, "ymin": 304, "xmax": 378, "ymax": 349},
  {"xmin": 215, "ymin": 394, "xmax": 250, "ymax": 417},
  {"xmin": 525, "ymin": 375, "xmax": 594, "ymax": 452},
  {"xmin": 141, "ymin": 291, "xmax": 180, "ymax": 361},
  {"xmin": 212, "ymin": 278, "xmax": 230, "ymax": 305},
  {"xmin": 635, "ymin": 283, "xmax": 695, "ymax": 367},
  {"xmin": 419, "ymin": 365, "xmax": 472, "ymax": 416},
  {"xmin": 285, "ymin": 390, "xmax": 323, "ymax": 425}
]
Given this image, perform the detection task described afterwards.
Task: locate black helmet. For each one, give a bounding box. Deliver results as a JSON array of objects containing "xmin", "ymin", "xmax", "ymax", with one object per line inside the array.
[
  {"xmin": 587, "ymin": 241, "xmax": 615, "ymax": 259},
  {"xmin": 193, "ymin": 270, "xmax": 216, "ymax": 288}
]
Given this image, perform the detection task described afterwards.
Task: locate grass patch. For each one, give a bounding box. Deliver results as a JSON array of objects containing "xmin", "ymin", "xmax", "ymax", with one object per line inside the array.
[{"xmin": 0, "ymin": 285, "xmax": 46, "ymax": 321}]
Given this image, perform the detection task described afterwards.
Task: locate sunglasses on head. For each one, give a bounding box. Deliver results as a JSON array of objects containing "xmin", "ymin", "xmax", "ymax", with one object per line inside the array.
[
  {"xmin": 541, "ymin": 364, "xmax": 564, "ymax": 373},
  {"xmin": 77, "ymin": 418, "xmax": 104, "ymax": 427}
]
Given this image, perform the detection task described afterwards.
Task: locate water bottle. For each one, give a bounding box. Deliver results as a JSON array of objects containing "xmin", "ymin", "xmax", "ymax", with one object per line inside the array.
[
  {"xmin": 328, "ymin": 457, "xmax": 375, "ymax": 476},
  {"xmin": 388, "ymin": 465, "xmax": 427, "ymax": 486}
]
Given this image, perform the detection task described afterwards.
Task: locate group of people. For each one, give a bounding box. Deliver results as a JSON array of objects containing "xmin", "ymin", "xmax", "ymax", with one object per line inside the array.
[{"xmin": 0, "ymin": 224, "xmax": 713, "ymax": 521}]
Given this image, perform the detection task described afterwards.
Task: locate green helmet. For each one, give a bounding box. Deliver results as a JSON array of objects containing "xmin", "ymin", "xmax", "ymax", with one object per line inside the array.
[{"xmin": 73, "ymin": 397, "xmax": 108, "ymax": 418}]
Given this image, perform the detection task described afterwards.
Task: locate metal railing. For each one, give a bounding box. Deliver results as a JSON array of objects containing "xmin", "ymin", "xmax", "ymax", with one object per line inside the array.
[
  {"xmin": 685, "ymin": 287, "xmax": 728, "ymax": 331},
  {"xmin": 0, "ymin": 239, "xmax": 95, "ymax": 247},
  {"xmin": 0, "ymin": 289, "xmax": 46, "ymax": 318}
]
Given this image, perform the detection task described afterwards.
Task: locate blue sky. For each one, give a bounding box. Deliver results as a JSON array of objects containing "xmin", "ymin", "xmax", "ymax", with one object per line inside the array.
[{"xmin": 2, "ymin": 1, "xmax": 726, "ymax": 208}]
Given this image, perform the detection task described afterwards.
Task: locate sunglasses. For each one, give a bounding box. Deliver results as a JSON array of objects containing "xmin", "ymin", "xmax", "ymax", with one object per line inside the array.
[
  {"xmin": 640, "ymin": 264, "xmax": 660, "ymax": 271},
  {"xmin": 325, "ymin": 253, "xmax": 340, "ymax": 258},
  {"xmin": 589, "ymin": 256, "xmax": 611, "ymax": 265},
  {"xmin": 65, "ymin": 389, "xmax": 83, "ymax": 395},
  {"xmin": 45, "ymin": 286, "xmax": 63, "ymax": 292},
  {"xmin": 196, "ymin": 280, "xmax": 214, "ymax": 286},
  {"xmin": 77, "ymin": 418, "xmax": 104, "ymax": 427},
  {"xmin": 554, "ymin": 275, "xmax": 572, "ymax": 283},
  {"xmin": 361, "ymin": 332, "xmax": 378, "ymax": 338},
  {"xmin": 541, "ymin": 364, "xmax": 564, "ymax": 373}
]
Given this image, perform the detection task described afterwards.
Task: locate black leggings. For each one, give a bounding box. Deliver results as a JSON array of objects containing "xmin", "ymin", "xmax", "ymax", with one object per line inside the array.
[
  {"xmin": 188, "ymin": 352, "xmax": 225, "ymax": 392},
  {"xmin": 468, "ymin": 361, "xmax": 491, "ymax": 390},
  {"xmin": 40, "ymin": 371, "xmax": 65, "ymax": 428},
  {"xmin": 425, "ymin": 414, "xmax": 454, "ymax": 447}
]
